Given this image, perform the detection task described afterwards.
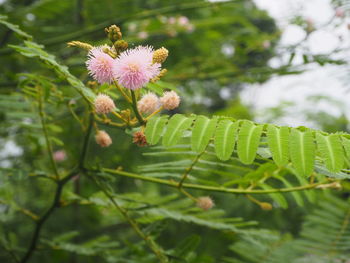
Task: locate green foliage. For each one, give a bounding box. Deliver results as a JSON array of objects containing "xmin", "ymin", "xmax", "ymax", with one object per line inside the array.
[
  {"xmin": 214, "ymin": 119, "xmax": 239, "ymax": 161},
  {"xmin": 1, "ymin": 2, "xmax": 350, "ymax": 263},
  {"xmin": 145, "ymin": 114, "xmax": 350, "ymax": 177},
  {"xmin": 225, "ymin": 195, "xmax": 350, "ymax": 263}
]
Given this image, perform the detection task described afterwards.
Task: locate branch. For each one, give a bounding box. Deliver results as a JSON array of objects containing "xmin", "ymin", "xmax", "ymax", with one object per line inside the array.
[
  {"xmin": 19, "ymin": 170, "xmax": 77, "ymax": 263},
  {"xmin": 90, "ymin": 175, "xmax": 169, "ymax": 263},
  {"xmin": 97, "ymin": 168, "xmax": 332, "ymax": 195},
  {"xmin": 19, "ymin": 115, "xmax": 94, "ymax": 263},
  {"xmin": 38, "ymin": 87, "xmax": 60, "ymax": 180}
]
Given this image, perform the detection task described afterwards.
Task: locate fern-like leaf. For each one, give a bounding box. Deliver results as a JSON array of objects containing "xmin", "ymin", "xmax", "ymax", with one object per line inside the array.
[
  {"xmin": 316, "ymin": 133, "xmax": 344, "ymax": 173},
  {"xmin": 267, "ymin": 125, "xmax": 290, "ymax": 167},
  {"xmin": 162, "ymin": 114, "xmax": 194, "ymax": 147},
  {"xmin": 145, "ymin": 116, "xmax": 168, "ymax": 145},
  {"xmin": 289, "ymin": 129, "xmax": 315, "ymax": 177},
  {"xmin": 214, "ymin": 120, "xmax": 239, "ymax": 161},
  {"xmin": 237, "ymin": 121, "xmax": 263, "ymax": 165},
  {"xmin": 191, "ymin": 115, "xmax": 217, "ymax": 153}
]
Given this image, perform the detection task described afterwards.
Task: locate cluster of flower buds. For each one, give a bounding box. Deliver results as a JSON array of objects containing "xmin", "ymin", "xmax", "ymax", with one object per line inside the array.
[
  {"xmin": 68, "ymin": 25, "xmax": 183, "ymax": 148},
  {"xmin": 137, "ymin": 90, "xmax": 180, "ymax": 114}
]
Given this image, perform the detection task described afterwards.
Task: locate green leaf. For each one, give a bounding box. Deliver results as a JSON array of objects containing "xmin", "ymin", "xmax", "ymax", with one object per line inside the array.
[
  {"xmin": 145, "ymin": 116, "xmax": 169, "ymax": 145},
  {"xmin": 9, "ymin": 41, "xmax": 95, "ymax": 102},
  {"xmin": 289, "ymin": 129, "xmax": 315, "ymax": 177},
  {"xmin": 275, "ymin": 176, "xmax": 304, "ymax": 206},
  {"xmin": 191, "ymin": 115, "xmax": 217, "ymax": 153},
  {"xmin": 267, "ymin": 125, "xmax": 290, "ymax": 167},
  {"xmin": 162, "ymin": 114, "xmax": 194, "ymax": 147},
  {"xmin": 342, "ymin": 137, "xmax": 350, "ymax": 161},
  {"xmin": 316, "ymin": 133, "xmax": 344, "ymax": 173},
  {"xmin": 0, "ymin": 15, "xmax": 32, "ymax": 40},
  {"xmin": 237, "ymin": 121, "xmax": 263, "ymax": 165},
  {"xmin": 173, "ymin": 234, "xmax": 201, "ymax": 259},
  {"xmin": 214, "ymin": 120, "xmax": 239, "ymax": 161}
]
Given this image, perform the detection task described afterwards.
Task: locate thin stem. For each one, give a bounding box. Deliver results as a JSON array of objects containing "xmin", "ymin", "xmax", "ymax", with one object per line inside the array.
[
  {"xmin": 130, "ymin": 90, "xmax": 145, "ymax": 125},
  {"xmin": 111, "ymin": 111, "xmax": 128, "ymax": 124},
  {"xmin": 94, "ymin": 114, "xmax": 126, "ymax": 128},
  {"xmin": 145, "ymin": 106, "xmax": 163, "ymax": 121},
  {"xmin": 79, "ymin": 113, "xmax": 93, "ymax": 169},
  {"xmin": 91, "ymin": 176, "xmax": 168, "ymax": 263},
  {"xmin": 98, "ymin": 168, "xmax": 331, "ymax": 195},
  {"xmin": 114, "ymin": 81, "xmax": 132, "ymax": 103},
  {"xmin": 37, "ymin": 87, "xmax": 60, "ymax": 180},
  {"xmin": 178, "ymin": 151, "xmax": 205, "ymax": 188},
  {"xmin": 67, "ymin": 102, "xmax": 86, "ymax": 130}
]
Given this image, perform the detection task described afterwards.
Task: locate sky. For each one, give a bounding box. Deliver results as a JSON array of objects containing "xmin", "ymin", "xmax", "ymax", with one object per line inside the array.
[{"xmin": 241, "ymin": 0, "xmax": 350, "ymax": 127}]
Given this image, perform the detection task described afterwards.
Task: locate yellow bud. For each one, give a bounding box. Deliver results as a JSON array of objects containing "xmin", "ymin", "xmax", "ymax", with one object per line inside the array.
[
  {"xmin": 67, "ymin": 41, "xmax": 93, "ymax": 51},
  {"xmin": 153, "ymin": 47, "xmax": 169, "ymax": 64},
  {"xmin": 260, "ymin": 202, "xmax": 273, "ymax": 211}
]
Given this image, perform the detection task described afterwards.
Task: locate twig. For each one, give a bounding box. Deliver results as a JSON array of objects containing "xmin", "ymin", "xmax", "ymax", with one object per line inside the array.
[
  {"xmin": 37, "ymin": 87, "xmax": 60, "ymax": 180},
  {"xmin": 98, "ymin": 168, "xmax": 331, "ymax": 195},
  {"xmin": 130, "ymin": 90, "xmax": 145, "ymax": 125},
  {"xmin": 90, "ymin": 176, "xmax": 169, "ymax": 263}
]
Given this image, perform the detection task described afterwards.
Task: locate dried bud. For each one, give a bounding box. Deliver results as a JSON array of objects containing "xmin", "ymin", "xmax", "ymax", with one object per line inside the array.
[
  {"xmin": 114, "ymin": 40, "xmax": 128, "ymax": 53},
  {"xmin": 260, "ymin": 202, "xmax": 273, "ymax": 211},
  {"xmin": 137, "ymin": 93, "xmax": 160, "ymax": 114},
  {"xmin": 67, "ymin": 41, "xmax": 93, "ymax": 51},
  {"xmin": 95, "ymin": 130, "xmax": 112, "ymax": 147},
  {"xmin": 94, "ymin": 94, "xmax": 116, "ymax": 114},
  {"xmin": 133, "ymin": 131, "xmax": 148, "ymax": 147},
  {"xmin": 153, "ymin": 47, "xmax": 169, "ymax": 64},
  {"xmin": 197, "ymin": 196, "xmax": 214, "ymax": 210},
  {"xmin": 160, "ymin": 91, "xmax": 180, "ymax": 110}
]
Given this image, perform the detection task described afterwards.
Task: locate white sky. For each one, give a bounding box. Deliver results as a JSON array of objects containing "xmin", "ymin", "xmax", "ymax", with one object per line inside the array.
[{"xmin": 241, "ymin": 0, "xmax": 350, "ymax": 127}]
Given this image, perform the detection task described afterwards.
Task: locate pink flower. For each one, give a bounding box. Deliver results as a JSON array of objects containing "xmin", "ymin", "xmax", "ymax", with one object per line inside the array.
[
  {"xmin": 336, "ymin": 8, "xmax": 345, "ymax": 17},
  {"xmin": 114, "ymin": 46, "xmax": 161, "ymax": 90},
  {"xmin": 178, "ymin": 16, "xmax": 189, "ymax": 26},
  {"xmin": 197, "ymin": 196, "xmax": 214, "ymax": 210},
  {"xmin": 86, "ymin": 46, "xmax": 115, "ymax": 84},
  {"xmin": 53, "ymin": 150, "xmax": 66, "ymax": 162}
]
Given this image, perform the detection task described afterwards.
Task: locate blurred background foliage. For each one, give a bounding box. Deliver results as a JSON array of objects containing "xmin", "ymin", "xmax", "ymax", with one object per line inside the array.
[{"xmin": 0, "ymin": 0, "xmax": 350, "ymax": 262}]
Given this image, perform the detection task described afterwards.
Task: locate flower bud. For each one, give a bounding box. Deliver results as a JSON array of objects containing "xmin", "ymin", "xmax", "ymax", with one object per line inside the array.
[
  {"xmin": 137, "ymin": 93, "xmax": 160, "ymax": 114},
  {"xmin": 94, "ymin": 94, "xmax": 116, "ymax": 114},
  {"xmin": 153, "ymin": 47, "xmax": 169, "ymax": 64},
  {"xmin": 260, "ymin": 202, "xmax": 273, "ymax": 211},
  {"xmin": 95, "ymin": 130, "xmax": 112, "ymax": 147},
  {"xmin": 67, "ymin": 41, "xmax": 93, "ymax": 51},
  {"xmin": 133, "ymin": 131, "xmax": 148, "ymax": 147},
  {"xmin": 53, "ymin": 150, "xmax": 66, "ymax": 162},
  {"xmin": 197, "ymin": 196, "xmax": 214, "ymax": 210},
  {"xmin": 160, "ymin": 91, "xmax": 180, "ymax": 110},
  {"xmin": 105, "ymin": 25, "xmax": 122, "ymax": 42},
  {"xmin": 114, "ymin": 40, "xmax": 128, "ymax": 53}
]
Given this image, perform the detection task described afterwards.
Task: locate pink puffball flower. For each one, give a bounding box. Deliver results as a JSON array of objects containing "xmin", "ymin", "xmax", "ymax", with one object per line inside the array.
[
  {"xmin": 94, "ymin": 93, "xmax": 116, "ymax": 114},
  {"xmin": 113, "ymin": 46, "xmax": 161, "ymax": 90},
  {"xmin": 53, "ymin": 150, "xmax": 66, "ymax": 162},
  {"xmin": 137, "ymin": 92, "xmax": 160, "ymax": 114},
  {"xmin": 197, "ymin": 196, "xmax": 214, "ymax": 211},
  {"xmin": 95, "ymin": 130, "xmax": 112, "ymax": 147},
  {"xmin": 86, "ymin": 46, "xmax": 115, "ymax": 84},
  {"xmin": 160, "ymin": 90, "xmax": 180, "ymax": 110}
]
